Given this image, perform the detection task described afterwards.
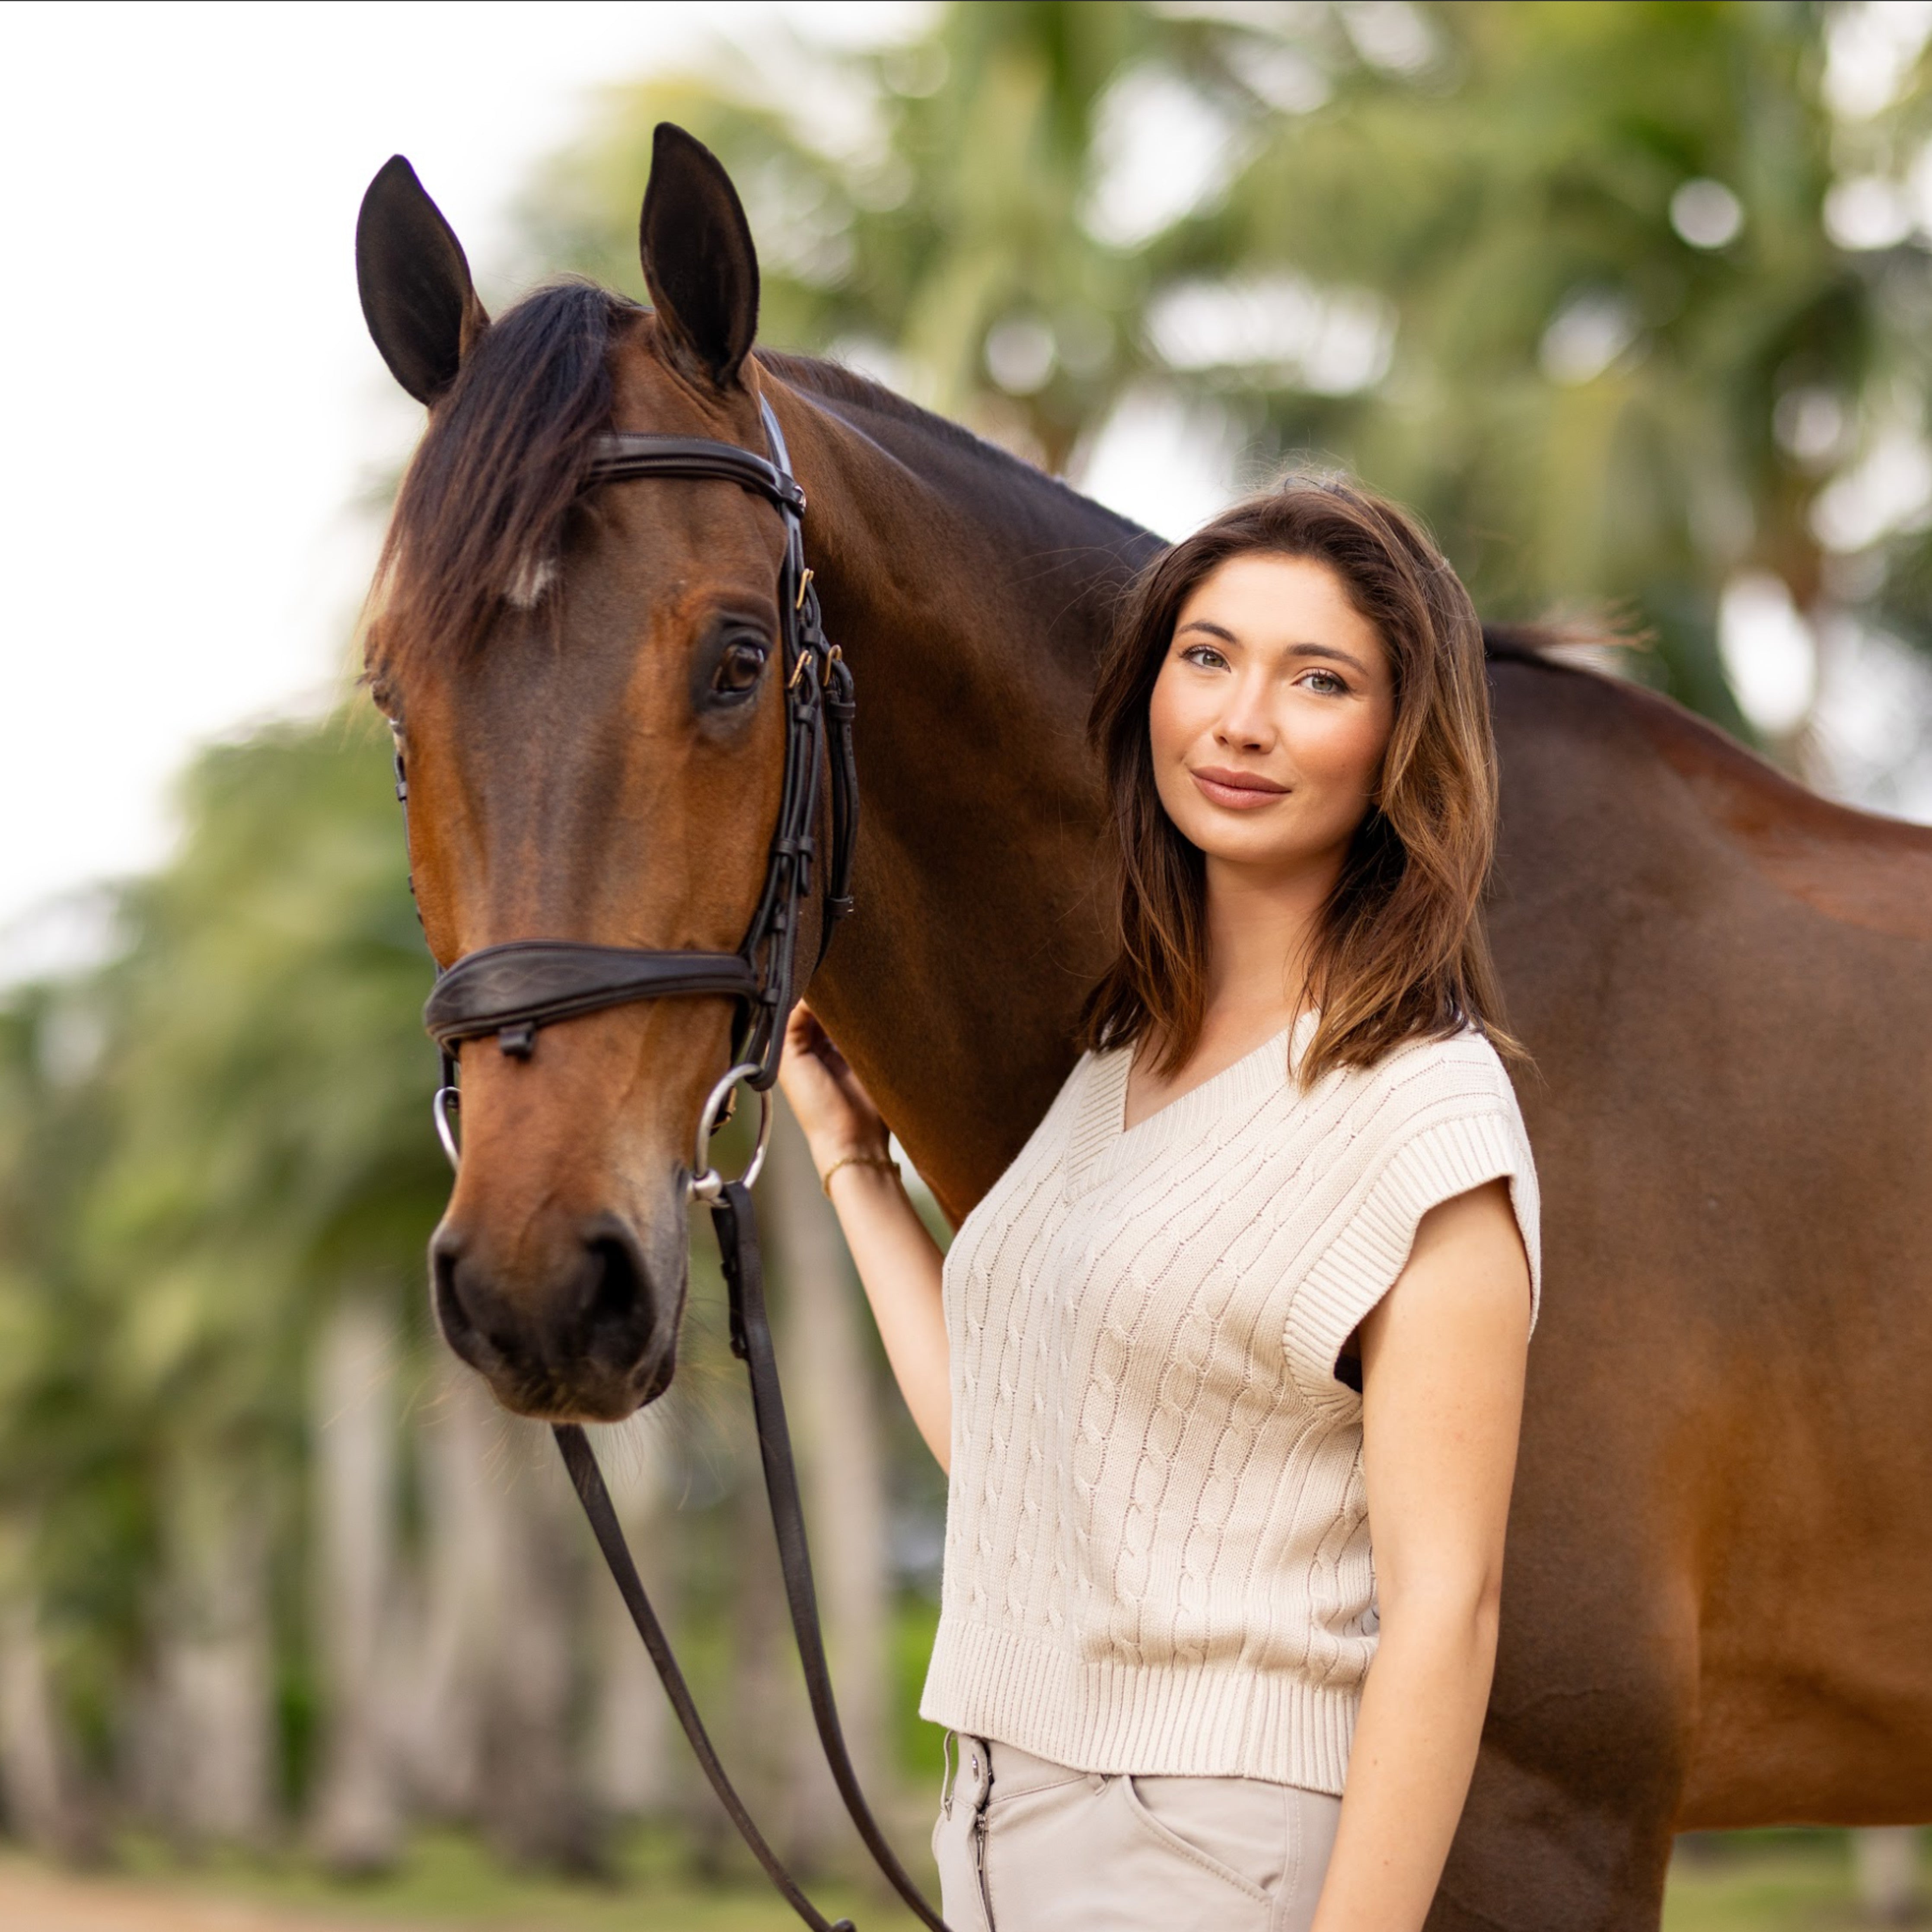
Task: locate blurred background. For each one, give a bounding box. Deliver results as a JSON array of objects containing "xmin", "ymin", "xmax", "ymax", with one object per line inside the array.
[{"xmin": 2, "ymin": 3, "xmax": 1931, "ymax": 1927}]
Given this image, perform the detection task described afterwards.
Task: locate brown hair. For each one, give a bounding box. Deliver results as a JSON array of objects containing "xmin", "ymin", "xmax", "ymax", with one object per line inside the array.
[
  {"xmin": 367, "ymin": 281, "xmax": 629, "ymax": 676},
  {"xmin": 1079, "ymin": 473, "xmax": 1521, "ymax": 1086}
]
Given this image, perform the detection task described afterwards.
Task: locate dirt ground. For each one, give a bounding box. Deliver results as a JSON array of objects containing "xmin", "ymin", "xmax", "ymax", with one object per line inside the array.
[{"xmin": 0, "ymin": 1856, "xmax": 392, "ymax": 1932}]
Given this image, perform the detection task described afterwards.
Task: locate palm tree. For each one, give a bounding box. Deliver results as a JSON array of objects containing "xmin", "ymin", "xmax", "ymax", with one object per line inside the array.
[
  {"xmin": 527, "ymin": 0, "xmax": 1932, "ymax": 737},
  {"xmin": 0, "ymin": 984, "xmax": 114, "ymax": 1859}
]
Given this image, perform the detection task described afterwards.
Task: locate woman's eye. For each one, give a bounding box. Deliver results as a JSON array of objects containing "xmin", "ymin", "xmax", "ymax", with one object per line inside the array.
[
  {"xmin": 1302, "ymin": 669, "xmax": 1348, "ymax": 695},
  {"xmin": 1182, "ymin": 644, "xmax": 1227, "ymax": 670},
  {"xmin": 712, "ymin": 641, "xmax": 768, "ymax": 696}
]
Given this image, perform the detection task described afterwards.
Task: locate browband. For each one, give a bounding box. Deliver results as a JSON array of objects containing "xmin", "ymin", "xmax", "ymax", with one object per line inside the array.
[{"xmin": 584, "ymin": 434, "xmax": 806, "ymax": 513}]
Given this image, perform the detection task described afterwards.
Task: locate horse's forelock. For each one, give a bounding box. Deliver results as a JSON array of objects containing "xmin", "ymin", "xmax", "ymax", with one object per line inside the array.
[{"xmin": 371, "ymin": 280, "xmax": 634, "ymax": 671}]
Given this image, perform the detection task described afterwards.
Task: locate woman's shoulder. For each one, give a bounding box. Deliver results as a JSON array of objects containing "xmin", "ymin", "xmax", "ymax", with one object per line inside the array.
[
  {"xmin": 1339, "ymin": 1020, "xmax": 1529, "ymax": 1141},
  {"xmin": 1382, "ymin": 1019, "xmax": 1517, "ymax": 1085},
  {"xmin": 1337, "ymin": 1020, "xmax": 1514, "ymax": 1097}
]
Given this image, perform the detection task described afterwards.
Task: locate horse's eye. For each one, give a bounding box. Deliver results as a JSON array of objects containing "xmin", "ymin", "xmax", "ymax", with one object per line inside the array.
[{"xmin": 713, "ymin": 641, "xmax": 768, "ymax": 697}]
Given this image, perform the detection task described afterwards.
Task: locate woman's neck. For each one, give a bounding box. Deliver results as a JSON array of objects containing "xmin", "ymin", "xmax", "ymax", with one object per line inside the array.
[
  {"xmin": 1123, "ymin": 850, "xmax": 1343, "ymax": 1127},
  {"xmin": 1200, "ymin": 849, "xmax": 1342, "ymax": 1037}
]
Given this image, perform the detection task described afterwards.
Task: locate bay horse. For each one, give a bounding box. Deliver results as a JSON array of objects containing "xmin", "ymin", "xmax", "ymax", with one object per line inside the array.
[{"xmin": 355, "ymin": 124, "xmax": 1932, "ymax": 1929}]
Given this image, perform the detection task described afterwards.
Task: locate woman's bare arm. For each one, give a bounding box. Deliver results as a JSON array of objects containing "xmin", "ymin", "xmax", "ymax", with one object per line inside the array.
[
  {"xmin": 1310, "ymin": 1176, "xmax": 1532, "ymax": 1932},
  {"xmin": 777, "ymin": 1007, "xmax": 952, "ymax": 1468}
]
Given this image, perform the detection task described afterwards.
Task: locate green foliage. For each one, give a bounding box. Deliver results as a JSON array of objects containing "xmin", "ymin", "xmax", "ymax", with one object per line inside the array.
[
  {"xmin": 524, "ymin": 3, "xmax": 1186, "ymax": 469},
  {"xmin": 1190, "ymin": 0, "xmax": 1907, "ymax": 724},
  {"xmin": 81, "ymin": 715, "xmax": 445, "ymax": 1448},
  {"xmin": 0, "ymin": 712, "xmax": 444, "ymax": 1775},
  {"xmin": 528, "ymin": 0, "xmax": 1932, "ymax": 725}
]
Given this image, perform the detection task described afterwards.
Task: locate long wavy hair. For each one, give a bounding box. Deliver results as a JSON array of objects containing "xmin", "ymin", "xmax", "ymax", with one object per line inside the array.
[{"xmin": 1079, "ymin": 474, "xmax": 1521, "ymax": 1087}]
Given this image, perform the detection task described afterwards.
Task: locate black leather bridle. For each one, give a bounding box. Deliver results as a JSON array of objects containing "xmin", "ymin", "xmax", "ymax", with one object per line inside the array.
[
  {"xmin": 418, "ymin": 397, "xmax": 857, "ymax": 1107},
  {"xmin": 394, "ymin": 400, "xmax": 945, "ymax": 1932}
]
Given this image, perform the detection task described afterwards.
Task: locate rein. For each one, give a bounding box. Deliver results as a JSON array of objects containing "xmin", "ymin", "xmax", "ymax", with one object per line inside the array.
[{"xmin": 395, "ymin": 400, "xmax": 946, "ymax": 1932}]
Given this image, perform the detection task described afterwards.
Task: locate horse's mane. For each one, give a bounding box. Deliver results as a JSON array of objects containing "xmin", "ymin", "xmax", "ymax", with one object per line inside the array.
[
  {"xmin": 1481, "ymin": 622, "xmax": 1565, "ymax": 666},
  {"xmin": 369, "ymin": 280, "xmax": 631, "ymax": 673},
  {"xmin": 758, "ymin": 351, "xmax": 1152, "ymax": 545},
  {"xmin": 760, "ymin": 349, "xmax": 998, "ymax": 456},
  {"xmin": 366, "ymin": 274, "xmax": 1164, "ymax": 677}
]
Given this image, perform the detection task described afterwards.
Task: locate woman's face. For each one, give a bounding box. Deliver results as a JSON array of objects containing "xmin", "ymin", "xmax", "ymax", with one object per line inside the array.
[{"xmin": 1148, "ymin": 552, "xmax": 1396, "ymax": 882}]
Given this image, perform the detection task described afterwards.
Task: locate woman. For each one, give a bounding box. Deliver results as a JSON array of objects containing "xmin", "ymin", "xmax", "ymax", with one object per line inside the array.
[{"xmin": 779, "ymin": 476, "xmax": 1538, "ymax": 1932}]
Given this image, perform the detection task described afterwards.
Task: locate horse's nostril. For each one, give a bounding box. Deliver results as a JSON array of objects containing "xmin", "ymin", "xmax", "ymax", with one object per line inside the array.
[
  {"xmin": 430, "ymin": 1233, "xmax": 483, "ymax": 1359},
  {"xmin": 582, "ymin": 1231, "xmax": 646, "ymax": 1342},
  {"xmin": 430, "ymin": 1230, "xmax": 516, "ymax": 1369}
]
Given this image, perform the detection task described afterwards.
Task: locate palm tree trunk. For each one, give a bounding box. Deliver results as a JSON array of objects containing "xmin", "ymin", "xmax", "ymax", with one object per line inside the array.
[
  {"xmin": 308, "ymin": 1293, "xmax": 402, "ymax": 1872},
  {"xmin": 149, "ymin": 1457, "xmax": 276, "ymax": 1846},
  {"xmin": 475, "ymin": 1418, "xmax": 597, "ymax": 1871},
  {"xmin": 721, "ymin": 1412, "xmax": 802, "ymax": 1868},
  {"xmin": 1852, "ymin": 1826, "xmax": 1922, "ymax": 1925},
  {"xmin": 0, "ymin": 1535, "xmax": 93, "ymax": 1860},
  {"xmin": 585, "ymin": 1419, "xmax": 676, "ymax": 1821},
  {"xmin": 402, "ymin": 1362, "xmax": 597, "ymax": 1869},
  {"xmin": 395, "ymin": 1359, "xmax": 498, "ymax": 1820}
]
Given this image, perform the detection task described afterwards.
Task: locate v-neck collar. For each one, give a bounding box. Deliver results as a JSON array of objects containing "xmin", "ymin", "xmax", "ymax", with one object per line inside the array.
[{"xmin": 1064, "ymin": 1009, "xmax": 1320, "ymax": 1193}]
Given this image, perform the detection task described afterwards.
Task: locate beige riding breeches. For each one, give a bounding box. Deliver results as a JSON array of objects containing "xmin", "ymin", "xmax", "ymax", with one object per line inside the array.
[{"xmin": 931, "ymin": 1734, "xmax": 1342, "ymax": 1932}]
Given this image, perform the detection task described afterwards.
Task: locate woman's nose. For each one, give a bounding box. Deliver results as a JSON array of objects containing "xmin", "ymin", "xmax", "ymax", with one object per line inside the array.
[{"xmin": 1215, "ymin": 676, "xmax": 1275, "ymax": 751}]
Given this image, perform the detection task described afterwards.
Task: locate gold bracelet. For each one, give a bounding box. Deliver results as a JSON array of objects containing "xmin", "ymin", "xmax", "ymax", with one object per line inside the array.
[{"xmin": 820, "ymin": 1151, "xmax": 899, "ymax": 1197}]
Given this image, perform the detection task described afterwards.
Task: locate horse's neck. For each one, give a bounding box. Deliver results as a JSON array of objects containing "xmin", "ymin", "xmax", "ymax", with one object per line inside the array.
[{"xmin": 771, "ymin": 367, "xmax": 1156, "ymax": 1218}]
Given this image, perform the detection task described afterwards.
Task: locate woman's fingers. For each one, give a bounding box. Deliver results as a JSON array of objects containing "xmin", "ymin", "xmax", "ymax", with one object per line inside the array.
[
  {"xmin": 780, "ymin": 1003, "xmax": 887, "ymax": 1154},
  {"xmin": 780, "ymin": 1005, "xmax": 858, "ymax": 1131},
  {"xmin": 803, "ymin": 1010, "xmax": 843, "ymax": 1071}
]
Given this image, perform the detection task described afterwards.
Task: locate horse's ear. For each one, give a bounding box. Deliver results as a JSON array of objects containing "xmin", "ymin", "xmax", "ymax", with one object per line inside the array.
[
  {"xmin": 356, "ymin": 155, "xmax": 490, "ymax": 406},
  {"xmin": 639, "ymin": 123, "xmax": 759, "ymax": 388}
]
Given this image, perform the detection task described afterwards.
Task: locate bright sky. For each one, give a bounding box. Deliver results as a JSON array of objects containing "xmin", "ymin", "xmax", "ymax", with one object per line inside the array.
[{"xmin": 0, "ymin": 0, "xmax": 980, "ymax": 976}]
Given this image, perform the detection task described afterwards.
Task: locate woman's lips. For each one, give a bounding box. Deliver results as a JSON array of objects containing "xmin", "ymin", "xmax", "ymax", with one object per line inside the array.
[{"xmin": 1190, "ymin": 766, "xmax": 1291, "ymax": 810}]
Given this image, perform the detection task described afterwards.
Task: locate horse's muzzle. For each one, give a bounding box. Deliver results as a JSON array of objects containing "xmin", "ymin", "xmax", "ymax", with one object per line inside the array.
[{"xmin": 429, "ymin": 1212, "xmax": 677, "ymax": 1420}]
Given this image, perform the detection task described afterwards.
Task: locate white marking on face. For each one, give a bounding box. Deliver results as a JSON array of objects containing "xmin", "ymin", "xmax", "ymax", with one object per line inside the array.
[{"xmin": 504, "ymin": 552, "xmax": 558, "ymax": 609}]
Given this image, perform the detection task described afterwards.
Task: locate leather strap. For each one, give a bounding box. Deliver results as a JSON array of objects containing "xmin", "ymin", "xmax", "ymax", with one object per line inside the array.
[
  {"xmin": 586, "ymin": 433, "xmax": 806, "ymax": 513},
  {"xmin": 823, "ymin": 653, "xmax": 858, "ymax": 924},
  {"xmin": 710, "ymin": 1181, "xmax": 949, "ymax": 1931},
  {"xmin": 552, "ymin": 1182, "xmax": 950, "ymax": 1932},
  {"xmin": 552, "ymin": 1424, "xmax": 854, "ymax": 1932},
  {"xmin": 424, "ymin": 941, "xmax": 753, "ymax": 1049}
]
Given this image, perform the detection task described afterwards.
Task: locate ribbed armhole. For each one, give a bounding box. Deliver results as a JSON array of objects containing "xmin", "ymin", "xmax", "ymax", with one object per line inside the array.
[{"xmin": 1285, "ymin": 1109, "xmax": 1540, "ymax": 1401}]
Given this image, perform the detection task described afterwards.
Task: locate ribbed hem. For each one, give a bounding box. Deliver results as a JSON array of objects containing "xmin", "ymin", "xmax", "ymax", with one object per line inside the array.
[
  {"xmin": 1287, "ymin": 1109, "xmax": 1538, "ymax": 1404},
  {"xmin": 919, "ymin": 1617, "xmax": 1359, "ymax": 1795}
]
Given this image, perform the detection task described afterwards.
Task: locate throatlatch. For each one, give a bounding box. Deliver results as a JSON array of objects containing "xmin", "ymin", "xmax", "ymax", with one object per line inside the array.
[{"xmin": 395, "ymin": 399, "xmax": 946, "ymax": 1932}]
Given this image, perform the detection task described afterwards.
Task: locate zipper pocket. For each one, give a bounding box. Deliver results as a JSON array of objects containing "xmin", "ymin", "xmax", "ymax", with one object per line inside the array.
[{"xmin": 973, "ymin": 1801, "xmax": 995, "ymax": 1931}]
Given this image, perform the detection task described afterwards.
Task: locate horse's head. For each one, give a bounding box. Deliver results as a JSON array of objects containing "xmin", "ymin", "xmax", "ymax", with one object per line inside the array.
[{"xmin": 357, "ymin": 127, "xmax": 812, "ymax": 1421}]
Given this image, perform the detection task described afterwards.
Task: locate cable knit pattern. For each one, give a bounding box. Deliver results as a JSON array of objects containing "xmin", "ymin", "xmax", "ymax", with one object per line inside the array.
[{"xmin": 919, "ymin": 1011, "xmax": 1540, "ymax": 1793}]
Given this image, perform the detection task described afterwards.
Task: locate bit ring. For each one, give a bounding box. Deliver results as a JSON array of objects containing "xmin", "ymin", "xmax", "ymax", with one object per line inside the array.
[{"xmin": 689, "ymin": 1062, "xmax": 771, "ymax": 1202}]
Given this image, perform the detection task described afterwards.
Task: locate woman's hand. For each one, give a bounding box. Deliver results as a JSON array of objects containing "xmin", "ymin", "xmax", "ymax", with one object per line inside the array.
[
  {"xmin": 778, "ymin": 1003, "xmax": 891, "ymax": 1173},
  {"xmin": 776, "ymin": 1004, "xmax": 953, "ymax": 1469}
]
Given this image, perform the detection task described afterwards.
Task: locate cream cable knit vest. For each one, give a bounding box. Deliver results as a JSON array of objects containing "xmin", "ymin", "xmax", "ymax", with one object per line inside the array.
[{"xmin": 919, "ymin": 1011, "xmax": 1540, "ymax": 1793}]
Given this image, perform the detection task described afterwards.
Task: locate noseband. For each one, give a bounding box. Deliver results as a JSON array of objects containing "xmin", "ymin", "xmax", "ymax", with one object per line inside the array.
[
  {"xmin": 413, "ymin": 396, "xmax": 858, "ymax": 1192},
  {"xmin": 390, "ymin": 398, "xmax": 946, "ymax": 1932}
]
